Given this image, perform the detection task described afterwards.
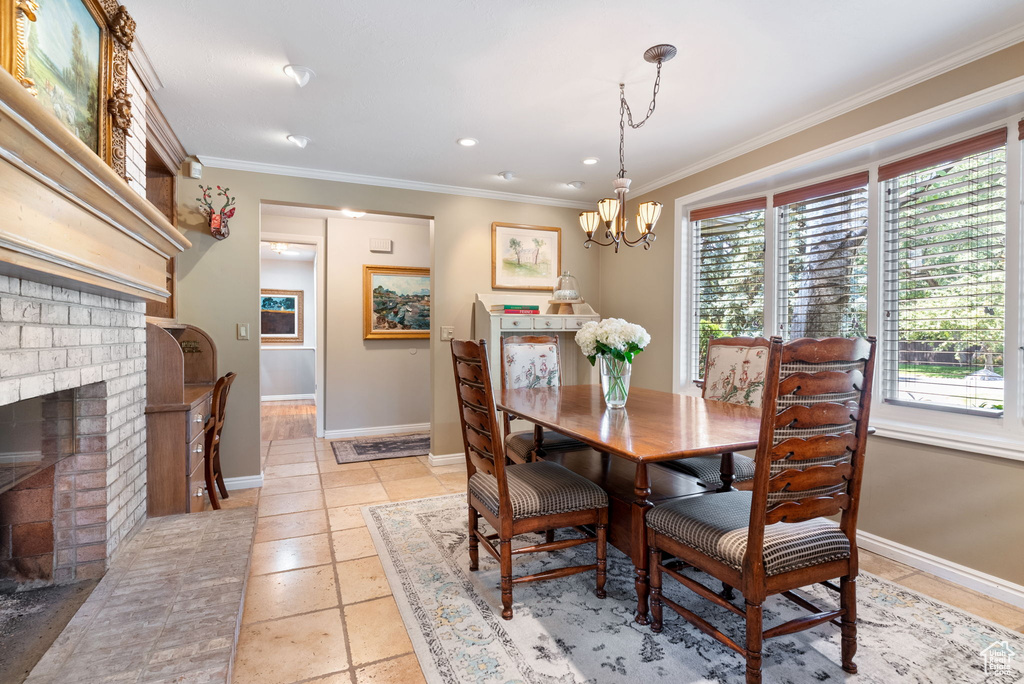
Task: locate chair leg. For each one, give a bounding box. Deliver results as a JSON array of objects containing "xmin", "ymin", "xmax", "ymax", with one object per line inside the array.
[
  {"xmin": 215, "ymin": 457, "xmax": 229, "ymax": 499},
  {"xmin": 500, "ymin": 538, "xmax": 514, "ymax": 620},
  {"xmin": 204, "ymin": 459, "xmax": 220, "ymax": 510},
  {"xmin": 467, "ymin": 507, "xmax": 479, "ymax": 571},
  {"xmin": 745, "ymin": 600, "xmax": 763, "ymax": 684},
  {"xmin": 840, "ymin": 576, "xmax": 858, "ymax": 674},
  {"xmin": 545, "ymin": 529, "xmax": 555, "ymax": 544},
  {"xmin": 720, "ymin": 582, "xmax": 736, "ymax": 600},
  {"xmin": 595, "ymin": 521, "xmax": 607, "ymax": 599},
  {"xmin": 649, "ymin": 545, "xmax": 663, "ymax": 633}
]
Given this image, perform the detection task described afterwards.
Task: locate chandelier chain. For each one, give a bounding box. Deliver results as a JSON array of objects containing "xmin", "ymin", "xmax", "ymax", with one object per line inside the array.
[{"xmin": 618, "ymin": 60, "xmax": 663, "ymax": 178}]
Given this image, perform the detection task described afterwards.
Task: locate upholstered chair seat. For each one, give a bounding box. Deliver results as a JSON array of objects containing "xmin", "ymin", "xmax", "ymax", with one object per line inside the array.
[
  {"xmin": 505, "ymin": 430, "xmax": 587, "ymax": 462},
  {"xmin": 661, "ymin": 454, "xmax": 756, "ymax": 490},
  {"xmin": 646, "ymin": 490, "xmax": 850, "ymax": 576},
  {"xmin": 470, "ymin": 461, "xmax": 608, "ymax": 520}
]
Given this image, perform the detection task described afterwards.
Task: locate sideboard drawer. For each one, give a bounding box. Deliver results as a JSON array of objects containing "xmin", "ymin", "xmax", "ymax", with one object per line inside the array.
[
  {"xmin": 533, "ymin": 318, "xmax": 563, "ymax": 331},
  {"xmin": 565, "ymin": 318, "xmax": 591, "ymax": 330},
  {"xmin": 187, "ymin": 461, "xmax": 206, "ymax": 513},
  {"xmin": 187, "ymin": 431, "xmax": 206, "ymax": 473},
  {"xmin": 187, "ymin": 398, "xmax": 211, "ymax": 441},
  {"xmin": 500, "ymin": 317, "xmax": 534, "ymax": 330}
]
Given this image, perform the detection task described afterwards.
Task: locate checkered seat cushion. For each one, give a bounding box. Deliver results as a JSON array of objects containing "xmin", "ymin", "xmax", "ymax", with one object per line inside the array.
[
  {"xmin": 647, "ymin": 490, "xmax": 850, "ymax": 576},
  {"xmin": 470, "ymin": 461, "xmax": 608, "ymax": 520},
  {"xmin": 504, "ymin": 430, "xmax": 588, "ymax": 461},
  {"xmin": 660, "ymin": 454, "xmax": 756, "ymax": 488}
]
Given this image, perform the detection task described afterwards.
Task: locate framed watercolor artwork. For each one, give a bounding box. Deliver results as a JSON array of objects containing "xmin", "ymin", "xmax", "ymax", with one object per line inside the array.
[
  {"xmin": 363, "ymin": 265, "xmax": 430, "ymax": 340},
  {"xmin": 260, "ymin": 289, "xmax": 303, "ymax": 344},
  {"xmin": 491, "ymin": 222, "xmax": 561, "ymax": 291}
]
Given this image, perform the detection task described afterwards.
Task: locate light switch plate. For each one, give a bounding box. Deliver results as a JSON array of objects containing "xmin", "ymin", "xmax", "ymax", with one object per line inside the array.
[
  {"xmin": 237, "ymin": 323, "xmax": 249, "ymax": 340},
  {"xmin": 440, "ymin": 325, "xmax": 455, "ymax": 341}
]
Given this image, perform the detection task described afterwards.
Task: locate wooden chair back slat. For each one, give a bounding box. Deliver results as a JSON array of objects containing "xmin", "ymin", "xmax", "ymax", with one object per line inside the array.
[
  {"xmin": 745, "ymin": 336, "xmax": 876, "ymax": 574},
  {"xmin": 450, "ymin": 339, "xmax": 509, "ymax": 512},
  {"xmin": 771, "ymin": 434, "xmax": 858, "ymax": 462},
  {"xmin": 779, "ymin": 370, "xmax": 862, "ymax": 396},
  {"xmin": 764, "ymin": 494, "xmax": 851, "ymax": 525}
]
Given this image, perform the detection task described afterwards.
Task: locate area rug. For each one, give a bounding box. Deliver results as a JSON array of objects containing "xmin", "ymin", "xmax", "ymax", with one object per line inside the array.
[
  {"xmin": 363, "ymin": 494, "xmax": 1024, "ymax": 684},
  {"xmin": 332, "ymin": 432, "xmax": 431, "ymax": 464}
]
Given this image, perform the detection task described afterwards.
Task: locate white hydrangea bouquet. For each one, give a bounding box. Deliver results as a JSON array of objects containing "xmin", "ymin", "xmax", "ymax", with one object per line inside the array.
[{"xmin": 575, "ymin": 318, "xmax": 651, "ymax": 408}]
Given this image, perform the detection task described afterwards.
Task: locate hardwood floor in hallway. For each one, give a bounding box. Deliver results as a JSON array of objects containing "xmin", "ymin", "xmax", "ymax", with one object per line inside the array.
[{"xmin": 261, "ymin": 399, "xmax": 316, "ymax": 441}]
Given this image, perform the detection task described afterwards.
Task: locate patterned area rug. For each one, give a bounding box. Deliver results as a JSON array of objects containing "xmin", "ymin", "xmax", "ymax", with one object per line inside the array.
[
  {"xmin": 364, "ymin": 494, "xmax": 1024, "ymax": 684},
  {"xmin": 332, "ymin": 432, "xmax": 430, "ymax": 464}
]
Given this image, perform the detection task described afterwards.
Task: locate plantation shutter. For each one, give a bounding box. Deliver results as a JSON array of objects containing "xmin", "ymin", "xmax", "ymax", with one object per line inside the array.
[
  {"xmin": 880, "ymin": 128, "xmax": 1008, "ymax": 414},
  {"xmin": 775, "ymin": 172, "xmax": 869, "ymax": 340},
  {"xmin": 691, "ymin": 199, "xmax": 767, "ymax": 380}
]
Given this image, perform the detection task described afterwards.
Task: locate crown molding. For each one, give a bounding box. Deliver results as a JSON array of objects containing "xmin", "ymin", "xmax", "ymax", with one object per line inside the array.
[
  {"xmin": 632, "ymin": 23, "xmax": 1024, "ymax": 197},
  {"xmin": 127, "ymin": 37, "xmax": 163, "ymax": 94},
  {"xmin": 196, "ymin": 156, "xmax": 594, "ymax": 210}
]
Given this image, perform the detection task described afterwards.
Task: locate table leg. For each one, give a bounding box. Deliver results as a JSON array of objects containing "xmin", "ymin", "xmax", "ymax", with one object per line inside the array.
[
  {"xmin": 632, "ymin": 461, "xmax": 653, "ymax": 625},
  {"xmin": 718, "ymin": 452, "xmax": 735, "ymax": 492}
]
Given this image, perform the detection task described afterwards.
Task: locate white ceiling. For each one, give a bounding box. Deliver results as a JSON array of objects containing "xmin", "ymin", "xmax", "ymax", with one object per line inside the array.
[
  {"xmin": 260, "ymin": 240, "xmax": 316, "ymax": 261},
  {"xmin": 131, "ymin": 1, "xmax": 1024, "ymax": 204},
  {"xmin": 261, "ymin": 202, "xmax": 431, "ymax": 226}
]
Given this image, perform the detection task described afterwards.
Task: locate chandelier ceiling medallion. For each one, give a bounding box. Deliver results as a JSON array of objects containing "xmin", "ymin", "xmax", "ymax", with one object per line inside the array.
[{"xmin": 580, "ymin": 44, "xmax": 675, "ymax": 253}]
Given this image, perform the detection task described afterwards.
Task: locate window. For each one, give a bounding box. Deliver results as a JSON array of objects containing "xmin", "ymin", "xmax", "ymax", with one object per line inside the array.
[
  {"xmin": 775, "ymin": 173, "xmax": 869, "ymax": 340},
  {"xmin": 690, "ymin": 199, "xmax": 766, "ymax": 379},
  {"xmin": 880, "ymin": 129, "xmax": 1008, "ymax": 415}
]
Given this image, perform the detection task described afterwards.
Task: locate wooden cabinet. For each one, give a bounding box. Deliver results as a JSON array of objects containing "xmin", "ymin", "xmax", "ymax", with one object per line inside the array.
[{"xmin": 145, "ymin": 323, "xmax": 217, "ymax": 516}]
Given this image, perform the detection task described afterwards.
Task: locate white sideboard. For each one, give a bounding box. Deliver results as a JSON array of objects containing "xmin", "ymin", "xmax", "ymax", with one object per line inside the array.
[{"xmin": 472, "ymin": 293, "xmax": 600, "ymax": 387}]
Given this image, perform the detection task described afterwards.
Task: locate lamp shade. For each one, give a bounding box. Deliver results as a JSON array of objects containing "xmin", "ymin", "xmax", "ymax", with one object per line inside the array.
[
  {"xmin": 597, "ymin": 198, "xmax": 619, "ymax": 224},
  {"xmin": 578, "ymin": 211, "xmax": 600, "ymax": 236},
  {"xmin": 637, "ymin": 201, "xmax": 662, "ymax": 234}
]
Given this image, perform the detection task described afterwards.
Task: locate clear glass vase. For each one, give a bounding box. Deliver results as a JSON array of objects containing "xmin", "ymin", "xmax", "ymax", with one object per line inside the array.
[{"xmin": 599, "ymin": 355, "xmax": 632, "ymax": 408}]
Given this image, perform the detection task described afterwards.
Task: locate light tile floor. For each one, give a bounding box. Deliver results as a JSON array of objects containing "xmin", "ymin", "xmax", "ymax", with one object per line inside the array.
[{"xmin": 229, "ymin": 437, "xmax": 1024, "ymax": 683}]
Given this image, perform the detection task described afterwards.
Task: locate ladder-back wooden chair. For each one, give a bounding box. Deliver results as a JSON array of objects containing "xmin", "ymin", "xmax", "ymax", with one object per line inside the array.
[
  {"xmin": 646, "ymin": 336, "xmax": 876, "ymax": 683},
  {"xmin": 500, "ymin": 335, "xmax": 588, "ymax": 463},
  {"xmin": 204, "ymin": 371, "xmax": 237, "ymax": 510},
  {"xmin": 451, "ymin": 339, "xmax": 609, "ymax": 620},
  {"xmin": 661, "ymin": 336, "xmax": 770, "ymax": 491}
]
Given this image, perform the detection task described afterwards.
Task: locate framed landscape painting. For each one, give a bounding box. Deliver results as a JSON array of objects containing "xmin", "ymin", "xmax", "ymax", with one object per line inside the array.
[
  {"xmin": 364, "ymin": 265, "xmax": 430, "ymax": 340},
  {"xmin": 491, "ymin": 223, "xmax": 561, "ymax": 291},
  {"xmin": 23, "ymin": 0, "xmax": 107, "ymax": 154},
  {"xmin": 260, "ymin": 289, "xmax": 303, "ymax": 344}
]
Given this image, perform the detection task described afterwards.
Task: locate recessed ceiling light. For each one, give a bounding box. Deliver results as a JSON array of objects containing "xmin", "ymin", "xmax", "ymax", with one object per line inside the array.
[
  {"xmin": 582, "ymin": 157, "xmax": 600, "ymax": 165},
  {"xmin": 286, "ymin": 134, "xmax": 309, "ymax": 148},
  {"xmin": 283, "ymin": 64, "xmax": 315, "ymax": 87},
  {"xmin": 341, "ymin": 209, "xmax": 366, "ymax": 218},
  {"xmin": 567, "ymin": 181, "xmax": 585, "ymax": 189},
  {"xmin": 457, "ymin": 138, "xmax": 478, "ymax": 147},
  {"xmin": 498, "ymin": 171, "xmax": 515, "ymax": 181}
]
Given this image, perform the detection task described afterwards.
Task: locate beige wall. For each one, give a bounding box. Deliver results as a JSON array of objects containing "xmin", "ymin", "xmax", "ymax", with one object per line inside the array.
[
  {"xmin": 175, "ymin": 170, "xmax": 598, "ymax": 480},
  {"xmin": 597, "ymin": 41, "xmax": 1024, "ymax": 585},
  {"xmin": 324, "ymin": 216, "xmax": 431, "ymax": 432}
]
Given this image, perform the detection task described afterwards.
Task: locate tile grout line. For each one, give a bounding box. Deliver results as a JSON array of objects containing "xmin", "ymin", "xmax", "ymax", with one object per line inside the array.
[{"xmin": 320, "ymin": 452, "xmax": 360, "ymax": 684}]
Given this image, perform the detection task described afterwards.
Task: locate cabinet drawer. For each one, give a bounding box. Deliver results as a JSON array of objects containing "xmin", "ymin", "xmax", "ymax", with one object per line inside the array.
[
  {"xmin": 187, "ymin": 461, "xmax": 206, "ymax": 513},
  {"xmin": 187, "ymin": 398, "xmax": 211, "ymax": 441},
  {"xmin": 564, "ymin": 318, "xmax": 591, "ymax": 330},
  {"xmin": 499, "ymin": 316, "xmax": 534, "ymax": 330},
  {"xmin": 533, "ymin": 318, "xmax": 563, "ymax": 331},
  {"xmin": 188, "ymin": 431, "xmax": 206, "ymax": 473}
]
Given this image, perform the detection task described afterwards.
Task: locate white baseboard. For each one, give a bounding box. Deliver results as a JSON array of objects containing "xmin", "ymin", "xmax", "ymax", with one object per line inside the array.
[
  {"xmin": 858, "ymin": 530, "xmax": 1024, "ymax": 609},
  {"xmin": 428, "ymin": 452, "xmax": 464, "ymax": 467},
  {"xmin": 261, "ymin": 393, "xmax": 315, "ymax": 401},
  {"xmin": 223, "ymin": 474, "xmax": 264, "ymax": 490},
  {"xmin": 323, "ymin": 422, "xmax": 429, "ymax": 440}
]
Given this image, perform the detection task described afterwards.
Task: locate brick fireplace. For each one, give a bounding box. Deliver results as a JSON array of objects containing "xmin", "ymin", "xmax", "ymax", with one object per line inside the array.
[{"xmin": 0, "ymin": 274, "xmax": 148, "ymax": 588}]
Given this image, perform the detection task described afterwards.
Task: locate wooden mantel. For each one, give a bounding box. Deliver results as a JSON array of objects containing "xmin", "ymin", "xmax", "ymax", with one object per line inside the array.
[{"xmin": 0, "ymin": 69, "xmax": 189, "ymax": 301}]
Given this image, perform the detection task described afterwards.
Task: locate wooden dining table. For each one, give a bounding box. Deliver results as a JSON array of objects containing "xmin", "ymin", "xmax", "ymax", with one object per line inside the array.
[{"xmin": 498, "ymin": 384, "xmax": 761, "ymax": 625}]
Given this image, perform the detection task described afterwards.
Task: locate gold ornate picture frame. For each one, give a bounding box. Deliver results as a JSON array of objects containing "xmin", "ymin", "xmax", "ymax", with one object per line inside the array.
[
  {"xmin": 260, "ymin": 289, "xmax": 304, "ymax": 345},
  {"xmin": 1, "ymin": 0, "xmax": 135, "ymax": 177},
  {"xmin": 363, "ymin": 265, "xmax": 431, "ymax": 340}
]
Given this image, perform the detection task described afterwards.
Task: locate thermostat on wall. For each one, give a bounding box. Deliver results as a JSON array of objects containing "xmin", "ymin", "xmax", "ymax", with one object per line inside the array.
[
  {"xmin": 187, "ymin": 160, "xmax": 203, "ymax": 179},
  {"xmin": 369, "ymin": 238, "xmax": 393, "ymax": 253}
]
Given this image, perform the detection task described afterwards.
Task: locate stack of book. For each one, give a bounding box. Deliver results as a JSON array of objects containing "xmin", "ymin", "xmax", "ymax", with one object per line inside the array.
[{"xmin": 490, "ymin": 304, "xmax": 541, "ymax": 315}]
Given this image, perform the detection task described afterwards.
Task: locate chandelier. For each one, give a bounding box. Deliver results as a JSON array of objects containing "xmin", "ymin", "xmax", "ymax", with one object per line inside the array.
[{"xmin": 580, "ymin": 44, "xmax": 675, "ymax": 252}]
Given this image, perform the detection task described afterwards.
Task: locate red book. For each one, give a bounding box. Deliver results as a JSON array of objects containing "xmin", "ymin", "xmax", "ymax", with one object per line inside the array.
[{"xmin": 501, "ymin": 309, "xmax": 539, "ymax": 314}]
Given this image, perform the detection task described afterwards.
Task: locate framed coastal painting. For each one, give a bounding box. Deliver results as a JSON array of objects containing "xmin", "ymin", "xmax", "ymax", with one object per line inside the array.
[
  {"xmin": 491, "ymin": 223, "xmax": 561, "ymax": 291},
  {"xmin": 363, "ymin": 265, "xmax": 430, "ymax": 340},
  {"xmin": 260, "ymin": 289, "xmax": 303, "ymax": 344}
]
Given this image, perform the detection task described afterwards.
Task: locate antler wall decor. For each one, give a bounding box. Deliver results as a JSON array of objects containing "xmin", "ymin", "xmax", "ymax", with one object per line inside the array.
[{"xmin": 197, "ymin": 185, "xmax": 236, "ymax": 240}]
